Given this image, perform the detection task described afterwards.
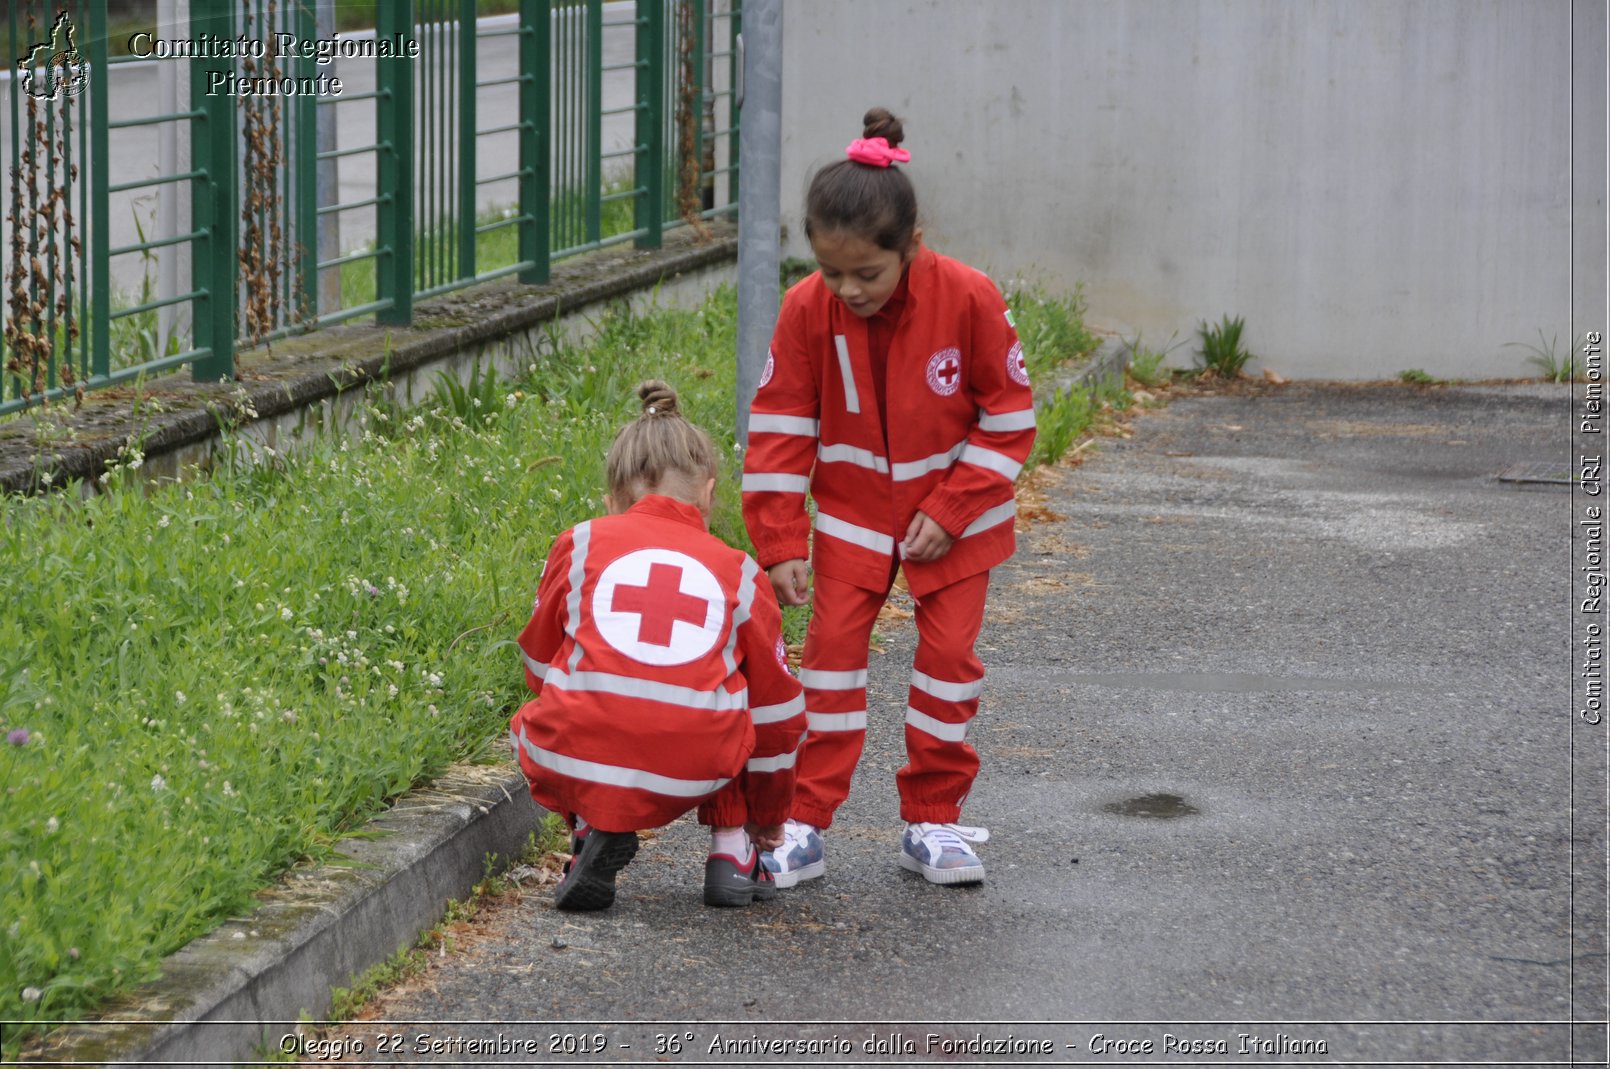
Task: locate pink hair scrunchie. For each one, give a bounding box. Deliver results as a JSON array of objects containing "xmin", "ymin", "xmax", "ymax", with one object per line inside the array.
[{"xmin": 846, "ymin": 137, "xmax": 910, "ymax": 168}]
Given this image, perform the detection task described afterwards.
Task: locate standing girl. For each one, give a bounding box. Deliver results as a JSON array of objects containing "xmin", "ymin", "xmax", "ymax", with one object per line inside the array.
[
  {"xmin": 742, "ymin": 108, "xmax": 1036, "ymax": 886},
  {"xmin": 512, "ymin": 381, "xmax": 807, "ymax": 910}
]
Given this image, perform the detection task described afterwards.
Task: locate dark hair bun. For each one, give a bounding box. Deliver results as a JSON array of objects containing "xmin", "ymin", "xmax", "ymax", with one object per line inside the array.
[
  {"xmin": 862, "ymin": 107, "xmax": 904, "ymax": 149},
  {"xmin": 637, "ymin": 379, "xmax": 680, "ymax": 416}
]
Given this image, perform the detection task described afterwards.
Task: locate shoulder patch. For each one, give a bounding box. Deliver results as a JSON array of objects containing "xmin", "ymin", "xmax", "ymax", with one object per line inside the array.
[{"xmin": 1007, "ymin": 341, "xmax": 1030, "ymax": 387}]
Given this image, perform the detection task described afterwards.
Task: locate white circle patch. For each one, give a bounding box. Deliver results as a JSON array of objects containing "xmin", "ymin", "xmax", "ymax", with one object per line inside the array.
[
  {"xmin": 1007, "ymin": 341, "xmax": 1029, "ymax": 386},
  {"xmin": 591, "ymin": 549, "xmax": 726, "ymax": 666},
  {"xmin": 926, "ymin": 348, "xmax": 963, "ymax": 397},
  {"xmin": 759, "ymin": 350, "xmax": 775, "ymax": 389}
]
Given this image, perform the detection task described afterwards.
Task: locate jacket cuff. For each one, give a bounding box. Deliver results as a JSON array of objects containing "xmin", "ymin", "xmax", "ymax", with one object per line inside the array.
[
  {"xmin": 917, "ymin": 490, "xmax": 977, "ymax": 540},
  {"xmin": 754, "ymin": 538, "xmax": 810, "ymax": 572}
]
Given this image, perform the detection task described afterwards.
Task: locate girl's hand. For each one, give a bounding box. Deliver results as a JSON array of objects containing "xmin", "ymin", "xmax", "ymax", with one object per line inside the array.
[
  {"xmin": 748, "ymin": 822, "xmax": 786, "ymax": 851},
  {"xmin": 900, "ymin": 511, "xmax": 954, "ymax": 562},
  {"xmin": 768, "ymin": 560, "xmax": 812, "ymax": 606}
]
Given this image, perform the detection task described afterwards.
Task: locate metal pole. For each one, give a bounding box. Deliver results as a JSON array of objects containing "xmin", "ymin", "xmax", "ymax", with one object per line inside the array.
[
  {"xmin": 733, "ymin": 0, "xmax": 779, "ymax": 448},
  {"xmin": 317, "ymin": 0, "xmax": 340, "ymax": 314},
  {"xmin": 190, "ymin": 0, "xmax": 236, "ymax": 381},
  {"xmin": 376, "ymin": 0, "xmax": 415, "ymax": 324},
  {"xmin": 156, "ymin": 0, "xmax": 189, "ymax": 356},
  {"xmin": 634, "ymin": 0, "xmax": 664, "ymax": 248},
  {"xmin": 517, "ymin": 0, "xmax": 550, "ymax": 283}
]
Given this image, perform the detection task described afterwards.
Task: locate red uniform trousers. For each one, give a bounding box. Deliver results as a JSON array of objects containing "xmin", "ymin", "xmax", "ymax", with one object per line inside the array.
[{"xmin": 791, "ymin": 567, "xmax": 991, "ymax": 830}]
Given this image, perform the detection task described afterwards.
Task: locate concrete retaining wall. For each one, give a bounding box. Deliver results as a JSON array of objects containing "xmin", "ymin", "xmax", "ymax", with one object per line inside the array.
[{"xmin": 777, "ymin": 0, "xmax": 1605, "ymax": 380}]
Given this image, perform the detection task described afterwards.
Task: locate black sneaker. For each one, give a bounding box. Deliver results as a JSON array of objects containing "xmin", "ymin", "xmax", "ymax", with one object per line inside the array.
[
  {"xmin": 554, "ymin": 829, "xmax": 639, "ymax": 911},
  {"xmin": 703, "ymin": 847, "xmax": 778, "ymax": 907}
]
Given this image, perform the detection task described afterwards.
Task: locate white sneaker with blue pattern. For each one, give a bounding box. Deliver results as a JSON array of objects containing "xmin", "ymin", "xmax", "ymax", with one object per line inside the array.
[{"xmin": 899, "ymin": 822, "xmax": 989, "ymax": 884}]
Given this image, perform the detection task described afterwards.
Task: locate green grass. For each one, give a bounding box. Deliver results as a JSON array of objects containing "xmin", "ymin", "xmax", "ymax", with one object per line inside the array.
[
  {"xmin": 1125, "ymin": 330, "xmax": 1185, "ymax": 388},
  {"xmin": 0, "ymin": 289, "xmax": 742, "ymax": 1054},
  {"xmin": 1006, "ymin": 281, "xmax": 1102, "ymax": 380},
  {"xmin": 0, "ymin": 280, "xmax": 1099, "ymax": 1054},
  {"xmin": 1029, "ymin": 372, "xmax": 1131, "ymax": 469}
]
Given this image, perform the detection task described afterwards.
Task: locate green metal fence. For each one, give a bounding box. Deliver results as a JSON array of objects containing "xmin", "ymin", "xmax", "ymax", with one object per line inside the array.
[{"xmin": 1, "ymin": 0, "xmax": 740, "ymax": 417}]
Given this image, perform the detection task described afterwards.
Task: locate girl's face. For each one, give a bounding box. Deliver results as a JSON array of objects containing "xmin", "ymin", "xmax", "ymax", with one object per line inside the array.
[{"xmin": 809, "ymin": 227, "xmax": 921, "ymax": 318}]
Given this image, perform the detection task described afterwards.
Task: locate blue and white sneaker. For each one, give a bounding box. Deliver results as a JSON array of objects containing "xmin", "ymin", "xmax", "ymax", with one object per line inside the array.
[
  {"xmin": 760, "ymin": 819, "xmax": 825, "ymax": 888},
  {"xmin": 899, "ymin": 822, "xmax": 989, "ymax": 885}
]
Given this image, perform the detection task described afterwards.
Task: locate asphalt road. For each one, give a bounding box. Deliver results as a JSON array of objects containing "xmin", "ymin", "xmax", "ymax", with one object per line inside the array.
[{"xmin": 315, "ymin": 381, "xmax": 1605, "ymax": 1066}]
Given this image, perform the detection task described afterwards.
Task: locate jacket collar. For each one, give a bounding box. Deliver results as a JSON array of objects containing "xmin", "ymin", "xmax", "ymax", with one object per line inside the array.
[
  {"xmin": 902, "ymin": 244, "xmax": 938, "ymax": 313},
  {"xmin": 625, "ymin": 493, "xmax": 707, "ymax": 530}
]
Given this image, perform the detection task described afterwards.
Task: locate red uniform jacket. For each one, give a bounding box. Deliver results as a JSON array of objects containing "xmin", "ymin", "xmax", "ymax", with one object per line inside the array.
[
  {"xmin": 509, "ymin": 495, "xmax": 806, "ymax": 831},
  {"xmin": 743, "ymin": 247, "xmax": 1037, "ymax": 597}
]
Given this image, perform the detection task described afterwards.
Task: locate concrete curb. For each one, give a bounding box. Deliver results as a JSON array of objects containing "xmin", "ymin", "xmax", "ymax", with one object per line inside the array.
[
  {"xmin": 1033, "ymin": 334, "xmax": 1133, "ymax": 407},
  {"xmin": 29, "ymin": 763, "xmax": 542, "ymax": 1066}
]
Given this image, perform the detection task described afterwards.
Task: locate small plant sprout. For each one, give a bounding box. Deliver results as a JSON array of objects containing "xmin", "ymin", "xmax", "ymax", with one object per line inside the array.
[
  {"xmin": 1398, "ymin": 368, "xmax": 1446, "ymax": 386},
  {"xmin": 1125, "ymin": 330, "xmax": 1185, "ymax": 389},
  {"xmin": 1195, "ymin": 315, "xmax": 1254, "ymax": 378},
  {"xmin": 1505, "ymin": 330, "xmax": 1583, "ymax": 383}
]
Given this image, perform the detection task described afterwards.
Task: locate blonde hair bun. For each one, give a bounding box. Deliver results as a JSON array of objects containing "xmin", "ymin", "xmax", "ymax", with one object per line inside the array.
[{"xmin": 637, "ymin": 379, "xmax": 680, "ymax": 417}]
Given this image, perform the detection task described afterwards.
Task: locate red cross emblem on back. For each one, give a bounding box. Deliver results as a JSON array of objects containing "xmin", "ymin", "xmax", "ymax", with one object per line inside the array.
[
  {"xmin": 610, "ymin": 562, "xmax": 709, "ymax": 646},
  {"xmin": 591, "ymin": 548, "xmax": 726, "ymax": 667}
]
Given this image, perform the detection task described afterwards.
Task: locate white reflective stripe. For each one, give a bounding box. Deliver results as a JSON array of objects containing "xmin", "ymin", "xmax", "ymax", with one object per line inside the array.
[
  {"xmin": 546, "ymin": 668, "xmax": 750, "ymax": 712},
  {"xmin": 815, "ymin": 511, "xmax": 895, "ymax": 555},
  {"xmin": 961, "ymin": 501, "xmax": 1017, "ymax": 537},
  {"xmin": 747, "ymin": 747, "xmax": 800, "ymax": 774},
  {"xmin": 892, "ymin": 442, "xmax": 965, "ymax": 482},
  {"xmin": 978, "ymin": 407, "xmax": 1037, "ymax": 433},
  {"xmin": 808, "ymin": 710, "xmax": 868, "ymax": 732},
  {"xmin": 742, "ymin": 472, "xmax": 811, "ymax": 493},
  {"xmin": 565, "ymin": 521, "xmax": 591, "ymax": 674},
  {"xmin": 722, "ymin": 557, "xmax": 758, "ymax": 676},
  {"xmin": 521, "ymin": 650, "xmax": 548, "ymax": 680},
  {"xmin": 798, "ymin": 667, "xmax": 868, "ymax": 690},
  {"xmin": 911, "ymin": 669, "xmax": 984, "ymax": 702},
  {"xmin": 834, "ymin": 335, "xmax": 861, "ymax": 413},
  {"xmin": 749, "ymin": 413, "xmax": 820, "ymax": 437},
  {"xmin": 960, "ymin": 443, "xmax": 1024, "ymax": 481},
  {"xmin": 750, "ymin": 692, "xmax": 805, "ymax": 724},
  {"xmin": 905, "ymin": 706, "xmax": 970, "ymax": 742},
  {"xmin": 818, "ymin": 442, "xmax": 890, "ymax": 474},
  {"xmin": 515, "ymin": 726, "xmax": 731, "ymax": 798}
]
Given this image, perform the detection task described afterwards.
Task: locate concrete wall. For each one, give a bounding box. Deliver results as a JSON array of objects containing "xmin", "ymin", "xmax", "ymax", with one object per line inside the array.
[{"xmin": 778, "ymin": 0, "xmax": 1605, "ymax": 379}]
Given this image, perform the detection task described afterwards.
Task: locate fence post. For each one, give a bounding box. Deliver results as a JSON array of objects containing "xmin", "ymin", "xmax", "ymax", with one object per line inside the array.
[
  {"xmin": 296, "ymin": 0, "xmax": 319, "ymax": 326},
  {"xmin": 585, "ymin": 0, "xmax": 602, "ymax": 244},
  {"xmin": 376, "ymin": 0, "xmax": 415, "ymax": 324},
  {"xmin": 690, "ymin": 0, "xmax": 706, "ymax": 214},
  {"xmin": 728, "ymin": 0, "xmax": 740, "ymax": 207},
  {"xmin": 458, "ymin": 0, "xmax": 478, "ymax": 279},
  {"xmin": 89, "ymin": 0, "xmax": 112, "ymax": 382},
  {"xmin": 519, "ymin": 0, "xmax": 550, "ymax": 283},
  {"xmin": 189, "ymin": 0, "xmax": 236, "ymax": 381},
  {"xmin": 635, "ymin": 0, "xmax": 665, "ymax": 247}
]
